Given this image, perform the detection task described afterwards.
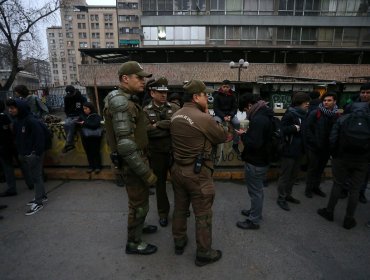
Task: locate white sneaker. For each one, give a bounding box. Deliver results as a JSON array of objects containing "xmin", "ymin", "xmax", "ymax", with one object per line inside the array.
[
  {"xmin": 26, "ymin": 196, "xmax": 48, "ymax": 206},
  {"xmin": 25, "ymin": 203, "xmax": 43, "ymax": 216}
]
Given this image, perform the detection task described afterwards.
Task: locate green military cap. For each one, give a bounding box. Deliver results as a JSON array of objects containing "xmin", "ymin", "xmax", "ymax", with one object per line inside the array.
[
  {"xmin": 147, "ymin": 77, "xmax": 169, "ymax": 91},
  {"xmin": 118, "ymin": 61, "xmax": 152, "ymax": 77},
  {"xmin": 183, "ymin": 79, "xmax": 213, "ymax": 95}
]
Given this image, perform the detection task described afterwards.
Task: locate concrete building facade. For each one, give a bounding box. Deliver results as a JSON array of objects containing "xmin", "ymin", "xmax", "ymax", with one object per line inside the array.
[{"xmin": 48, "ymin": 1, "xmax": 118, "ymax": 86}]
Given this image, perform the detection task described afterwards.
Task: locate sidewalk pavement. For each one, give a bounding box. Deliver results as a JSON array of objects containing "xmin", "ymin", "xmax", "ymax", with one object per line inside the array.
[{"xmin": 0, "ymin": 178, "xmax": 369, "ymax": 280}]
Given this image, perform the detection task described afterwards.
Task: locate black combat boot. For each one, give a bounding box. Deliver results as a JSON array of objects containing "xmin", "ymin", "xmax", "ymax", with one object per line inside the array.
[{"xmin": 195, "ymin": 249, "xmax": 222, "ymax": 267}]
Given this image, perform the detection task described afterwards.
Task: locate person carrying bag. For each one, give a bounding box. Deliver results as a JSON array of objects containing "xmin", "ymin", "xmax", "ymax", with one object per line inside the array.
[{"xmin": 78, "ymin": 102, "xmax": 103, "ymax": 174}]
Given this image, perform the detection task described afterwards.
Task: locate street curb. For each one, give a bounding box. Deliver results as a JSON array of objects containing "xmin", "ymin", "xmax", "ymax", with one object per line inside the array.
[{"xmin": 14, "ymin": 167, "xmax": 333, "ymax": 181}]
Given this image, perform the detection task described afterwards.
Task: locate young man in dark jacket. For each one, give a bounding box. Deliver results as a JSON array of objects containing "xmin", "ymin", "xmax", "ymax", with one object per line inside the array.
[
  {"xmin": 304, "ymin": 92, "xmax": 340, "ymax": 198},
  {"xmin": 277, "ymin": 92, "xmax": 310, "ymax": 211},
  {"xmin": 318, "ymin": 102, "xmax": 370, "ymax": 229},
  {"xmin": 213, "ymin": 80, "xmax": 240, "ymax": 154},
  {"xmin": 6, "ymin": 99, "xmax": 47, "ymax": 215},
  {"xmin": 0, "ymin": 101, "xmax": 17, "ymax": 197},
  {"xmin": 236, "ymin": 93, "xmax": 273, "ymax": 230},
  {"xmin": 63, "ymin": 85, "xmax": 87, "ymax": 153}
]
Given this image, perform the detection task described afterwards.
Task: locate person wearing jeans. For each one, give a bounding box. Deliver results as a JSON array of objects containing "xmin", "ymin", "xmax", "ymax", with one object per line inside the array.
[
  {"xmin": 6, "ymin": 99, "xmax": 47, "ymax": 215},
  {"xmin": 236, "ymin": 93, "xmax": 274, "ymax": 229},
  {"xmin": 63, "ymin": 85, "xmax": 86, "ymax": 153}
]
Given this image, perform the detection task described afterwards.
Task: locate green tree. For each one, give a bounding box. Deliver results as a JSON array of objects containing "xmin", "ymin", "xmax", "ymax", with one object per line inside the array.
[{"xmin": 0, "ymin": 0, "xmax": 59, "ymax": 93}]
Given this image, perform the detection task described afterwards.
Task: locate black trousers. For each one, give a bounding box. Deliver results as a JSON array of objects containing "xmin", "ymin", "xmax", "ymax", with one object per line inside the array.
[
  {"xmin": 327, "ymin": 158, "xmax": 368, "ymax": 218},
  {"xmin": 81, "ymin": 136, "xmax": 102, "ymax": 169},
  {"xmin": 305, "ymin": 149, "xmax": 330, "ymax": 193}
]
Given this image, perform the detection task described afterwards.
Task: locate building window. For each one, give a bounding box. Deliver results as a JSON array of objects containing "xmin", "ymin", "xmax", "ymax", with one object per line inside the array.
[
  {"xmin": 67, "ymin": 49, "xmax": 75, "ymax": 55},
  {"xmin": 278, "ymin": 0, "xmax": 294, "ymax": 15},
  {"xmin": 78, "ymin": 32, "xmax": 87, "ymax": 39},
  {"xmin": 77, "ymin": 14, "xmax": 86, "ymax": 19},
  {"xmin": 67, "ymin": 41, "xmax": 74, "ymax": 47},
  {"xmin": 361, "ymin": 28, "xmax": 370, "ymax": 46},
  {"xmin": 78, "ymin": 23, "xmax": 86, "ymax": 29},
  {"xmin": 92, "ymin": 42, "xmax": 100, "ymax": 48},
  {"xmin": 119, "ymin": 27, "xmax": 140, "ymax": 35},
  {"xmin": 342, "ymin": 27, "xmax": 360, "ymax": 46},
  {"xmin": 317, "ymin": 27, "xmax": 334, "ymax": 46},
  {"xmin": 301, "ymin": 27, "xmax": 317, "ymax": 45},
  {"xmin": 90, "ymin": 14, "xmax": 99, "ymax": 21},
  {"xmin": 117, "ymin": 2, "xmax": 138, "ymax": 9},
  {"xmin": 106, "ymin": 42, "xmax": 115, "ymax": 48},
  {"xmin": 91, "ymin": 32, "xmax": 100, "ymax": 39},
  {"xmin": 79, "ymin": 42, "xmax": 88, "ymax": 48},
  {"xmin": 226, "ymin": 26, "xmax": 240, "ymax": 40},
  {"xmin": 66, "ymin": 32, "xmax": 73, "ymax": 38},
  {"xmin": 49, "ymin": 39, "xmax": 55, "ymax": 44},
  {"xmin": 104, "ymin": 14, "xmax": 113, "ymax": 21},
  {"xmin": 105, "ymin": 23, "xmax": 113, "ymax": 29},
  {"xmin": 210, "ymin": 26, "xmax": 225, "ymax": 40},
  {"xmin": 48, "ymin": 33, "xmax": 55, "ymax": 37},
  {"xmin": 119, "ymin": 15, "xmax": 139, "ymax": 22},
  {"xmin": 226, "ymin": 0, "xmax": 242, "ymax": 15},
  {"xmin": 91, "ymin": 23, "xmax": 100, "ymax": 29},
  {"xmin": 105, "ymin": 32, "xmax": 114, "ymax": 39}
]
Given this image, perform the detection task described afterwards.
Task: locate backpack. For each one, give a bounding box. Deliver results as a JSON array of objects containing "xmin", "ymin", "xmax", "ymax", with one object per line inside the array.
[
  {"xmin": 38, "ymin": 121, "xmax": 53, "ymax": 151},
  {"xmin": 340, "ymin": 111, "xmax": 370, "ymax": 154},
  {"xmin": 267, "ymin": 116, "xmax": 284, "ymax": 163}
]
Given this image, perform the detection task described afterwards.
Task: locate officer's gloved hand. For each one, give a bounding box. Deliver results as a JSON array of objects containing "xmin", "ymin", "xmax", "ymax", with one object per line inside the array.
[{"xmin": 142, "ymin": 170, "xmax": 157, "ymax": 187}]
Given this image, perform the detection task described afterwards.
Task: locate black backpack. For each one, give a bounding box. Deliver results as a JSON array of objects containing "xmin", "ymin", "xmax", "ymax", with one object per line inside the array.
[
  {"xmin": 340, "ymin": 111, "xmax": 370, "ymax": 154},
  {"xmin": 267, "ymin": 116, "xmax": 284, "ymax": 163}
]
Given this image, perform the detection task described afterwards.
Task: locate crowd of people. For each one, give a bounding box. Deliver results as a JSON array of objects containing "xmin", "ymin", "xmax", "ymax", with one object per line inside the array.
[
  {"xmin": 0, "ymin": 61, "xmax": 369, "ymax": 267},
  {"xmin": 0, "ymin": 85, "xmax": 103, "ymax": 216}
]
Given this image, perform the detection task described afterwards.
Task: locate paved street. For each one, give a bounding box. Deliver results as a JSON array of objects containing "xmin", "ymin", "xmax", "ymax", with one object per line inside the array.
[{"xmin": 0, "ymin": 178, "xmax": 369, "ymax": 280}]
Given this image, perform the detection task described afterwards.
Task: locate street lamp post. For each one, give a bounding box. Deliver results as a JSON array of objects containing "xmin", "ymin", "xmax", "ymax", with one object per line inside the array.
[
  {"xmin": 229, "ymin": 58, "xmax": 249, "ymax": 107},
  {"xmin": 229, "ymin": 58, "xmax": 249, "ymax": 82}
]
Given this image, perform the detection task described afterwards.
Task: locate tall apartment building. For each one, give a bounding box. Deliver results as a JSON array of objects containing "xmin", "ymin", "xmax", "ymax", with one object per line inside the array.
[
  {"xmin": 117, "ymin": 0, "xmax": 141, "ymax": 47},
  {"xmin": 48, "ymin": 0, "xmax": 118, "ymax": 86}
]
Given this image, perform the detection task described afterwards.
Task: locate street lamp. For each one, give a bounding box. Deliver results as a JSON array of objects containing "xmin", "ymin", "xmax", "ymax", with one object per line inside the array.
[
  {"xmin": 229, "ymin": 59, "xmax": 249, "ymax": 107},
  {"xmin": 229, "ymin": 59, "xmax": 249, "ymax": 81}
]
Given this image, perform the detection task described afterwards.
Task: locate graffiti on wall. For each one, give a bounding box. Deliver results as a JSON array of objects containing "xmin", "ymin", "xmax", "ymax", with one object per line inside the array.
[
  {"xmin": 44, "ymin": 123, "xmax": 244, "ymax": 168},
  {"xmin": 271, "ymin": 93, "xmax": 292, "ymax": 109}
]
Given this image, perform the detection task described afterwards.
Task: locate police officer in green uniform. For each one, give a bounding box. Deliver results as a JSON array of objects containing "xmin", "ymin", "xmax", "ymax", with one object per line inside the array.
[
  {"xmin": 143, "ymin": 77, "xmax": 180, "ymax": 227},
  {"xmin": 103, "ymin": 61, "xmax": 158, "ymax": 255},
  {"xmin": 170, "ymin": 80, "xmax": 227, "ymax": 266}
]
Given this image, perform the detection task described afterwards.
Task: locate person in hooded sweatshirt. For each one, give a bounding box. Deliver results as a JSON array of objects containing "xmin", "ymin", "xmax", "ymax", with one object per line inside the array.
[
  {"xmin": 0, "ymin": 100, "xmax": 17, "ymax": 197},
  {"xmin": 277, "ymin": 92, "xmax": 310, "ymax": 212},
  {"xmin": 318, "ymin": 102, "xmax": 370, "ymax": 230},
  {"xmin": 62, "ymin": 86, "xmax": 87, "ymax": 153},
  {"xmin": 6, "ymin": 99, "xmax": 47, "ymax": 216}
]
